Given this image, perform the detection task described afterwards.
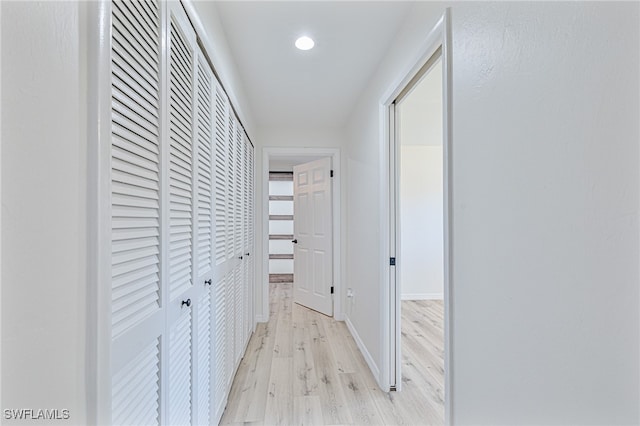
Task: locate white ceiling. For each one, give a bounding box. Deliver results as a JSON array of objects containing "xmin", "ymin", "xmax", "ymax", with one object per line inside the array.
[{"xmin": 215, "ymin": 1, "xmax": 414, "ymax": 129}]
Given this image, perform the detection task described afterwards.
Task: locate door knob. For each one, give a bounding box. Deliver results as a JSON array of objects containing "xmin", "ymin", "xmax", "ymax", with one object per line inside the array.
[
  {"xmin": 239, "ymin": 255, "xmax": 243, "ymax": 260},
  {"xmin": 204, "ymin": 279, "xmax": 212, "ymax": 286},
  {"xmin": 181, "ymin": 299, "xmax": 191, "ymax": 308},
  {"xmin": 291, "ymin": 239, "xmax": 298, "ymax": 244}
]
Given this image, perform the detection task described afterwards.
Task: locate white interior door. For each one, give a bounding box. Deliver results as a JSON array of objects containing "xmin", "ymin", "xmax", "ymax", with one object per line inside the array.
[{"xmin": 292, "ymin": 157, "xmax": 333, "ymax": 316}]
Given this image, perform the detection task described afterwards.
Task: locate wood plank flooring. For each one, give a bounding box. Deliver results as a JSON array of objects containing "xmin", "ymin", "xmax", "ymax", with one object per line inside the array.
[{"xmin": 220, "ymin": 283, "xmax": 444, "ymax": 425}]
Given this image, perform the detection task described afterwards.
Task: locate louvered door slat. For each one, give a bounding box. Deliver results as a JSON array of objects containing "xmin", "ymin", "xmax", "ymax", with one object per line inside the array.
[
  {"xmin": 112, "ymin": 128, "xmax": 159, "ymax": 162},
  {"xmin": 225, "ymin": 270, "xmax": 235, "ymax": 387},
  {"xmin": 214, "ymin": 85, "xmax": 228, "ymax": 265},
  {"xmin": 168, "ymin": 311, "xmax": 192, "ymax": 426},
  {"xmin": 195, "ymin": 57, "xmax": 213, "ymax": 278},
  {"xmin": 213, "ymin": 275, "xmax": 227, "ymax": 417},
  {"xmin": 168, "ymin": 14, "xmax": 194, "ymax": 301},
  {"xmin": 113, "ymin": 2, "xmax": 159, "ymax": 71},
  {"xmin": 196, "ymin": 291, "xmax": 211, "ymax": 425},
  {"xmin": 112, "ymin": 91, "xmax": 158, "ymax": 133},
  {"xmin": 111, "ymin": 0, "xmax": 161, "ymax": 339},
  {"xmin": 226, "ymin": 117, "xmax": 235, "ymax": 260},
  {"xmin": 234, "ymin": 266, "xmax": 242, "ymax": 363},
  {"xmin": 234, "ymin": 124, "xmax": 243, "ymax": 254},
  {"xmin": 127, "ymin": 1, "xmax": 159, "ymax": 39},
  {"xmin": 112, "ymin": 55, "xmax": 159, "ymax": 110},
  {"xmin": 111, "ymin": 34, "xmax": 159, "ymax": 92},
  {"xmin": 112, "ymin": 338, "xmax": 160, "ymax": 426}
]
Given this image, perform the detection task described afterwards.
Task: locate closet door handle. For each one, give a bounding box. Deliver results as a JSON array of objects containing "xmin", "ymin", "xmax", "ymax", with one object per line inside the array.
[
  {"xmin": 291, "ymin": 239, "xmax": 298, "ymax": 244},
  {"xmin": 245, "ymin": 252, "xmax": 250, "ymax": 257},
  {"xmin": 181, "ymin": 298, "xmax": 191, "ymax": 308},
  {"xmin": 204, "ymin": 279, "xmax": 212, "ymax": 286},
  {"xmin": 239, "ymin": 255, "xmax": 243, "ymax": 260}
]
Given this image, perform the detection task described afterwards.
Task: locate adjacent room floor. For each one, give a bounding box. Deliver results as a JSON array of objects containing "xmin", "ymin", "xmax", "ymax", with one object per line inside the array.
[{"xmin": 220, "ymin": 282, "xmax": 444, "ymax": 425}]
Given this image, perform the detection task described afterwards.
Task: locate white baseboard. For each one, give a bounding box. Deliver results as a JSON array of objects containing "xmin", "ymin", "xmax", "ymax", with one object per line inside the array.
[
  {"xmin": 401, "ymin": 292, "xmax": 443, "ymax": 301},
  {"xmin": 344, "ymin": 316, "xmax": 380, "ymax": 387}
]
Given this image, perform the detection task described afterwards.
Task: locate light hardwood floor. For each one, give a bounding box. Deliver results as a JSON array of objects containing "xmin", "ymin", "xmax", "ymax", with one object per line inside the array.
[{"xmin": 220, "ymin": 282, "xmax": 444, "ymax": 425}]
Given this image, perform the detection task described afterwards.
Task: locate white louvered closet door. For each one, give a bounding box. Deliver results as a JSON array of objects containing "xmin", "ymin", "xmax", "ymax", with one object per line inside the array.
[
  {"xmin": 165, "ymin": 3, "xmax": 196, "ymax": 425},
  {"xmin": 225, "ymin": 115, "xmax": 238, "ymax": 385},
  {"xmin": 249, "ymin": 138, "xmax": 255, "ymax": 334},
  {"xmin": 106, "ymin": 1, "xmax": 255, "ymax": 425},
  {"xmin": 211, "ymin": 77, "xmax": 230, "ymax": 421},
  {"xmin": 192, "ymin": 47, "xmax": 215, "ymax": 426},
  {"xmin": 110, "ymin": 1, "xmax": 164, "ymax": 424},
  {"xmin": 233, "ymin": 119, "xmax": 245, "ymax": 365},
  {"xmin": 244, "ymin": 134, "xmax": 254, "ymax": 339},
  {"xmin": 241, "ymin": 135, "xmax": 250, "ymax": 346}
]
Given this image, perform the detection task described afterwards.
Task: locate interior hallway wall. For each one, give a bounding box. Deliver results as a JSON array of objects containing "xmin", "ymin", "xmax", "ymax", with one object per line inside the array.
[
  {"xmin": 1, "ymin": 2, "xmax": 88, "ymax": 423},
  {"xmin": 398, "ymin": 59, "xmax": 444, "ymax": 300},
  {"xmin": 345, "ymin": 2, "xmax": 639, "ymax": 423},
  {"xmin": 400, "ymin": 145, "xmax": 443, "ymax": 300}
]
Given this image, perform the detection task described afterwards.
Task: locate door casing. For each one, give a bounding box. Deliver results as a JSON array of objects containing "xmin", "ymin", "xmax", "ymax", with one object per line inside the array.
[{"xmin": 260, "ymin": 148, "xmax": 342, "ymax": 323}]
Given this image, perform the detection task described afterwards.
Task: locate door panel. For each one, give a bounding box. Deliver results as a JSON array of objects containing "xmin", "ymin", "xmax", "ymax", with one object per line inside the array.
[
  {"xmin": 193, "ymin": 49, "xmax": 214, "ymax": 426},
  {"xmin": 166, "ymin": 3, "xmax": 196, "ymax": 425},
  {"xmin": 110, "ymin": 0, "xmax": 163, "ymax": 423},
  {"xmin": 293, "ymin": 157, "xmax": 333, "ymax": 316}
]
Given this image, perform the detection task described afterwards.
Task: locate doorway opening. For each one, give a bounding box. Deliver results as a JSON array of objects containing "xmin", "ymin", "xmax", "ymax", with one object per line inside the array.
[
  {"xmin": 382, "ymin": 9, "xmax": 451, "ymax": 424},
  {"xmin": 261, "ymin": 148, "xmax": 342, "ymax": 322},
  {"xmin": 396, "ymin": 54, "xmax": 445, "ymax": 423}
]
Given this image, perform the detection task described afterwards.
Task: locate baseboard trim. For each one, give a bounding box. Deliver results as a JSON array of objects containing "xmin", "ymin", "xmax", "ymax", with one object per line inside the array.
[
  {"xmin": 401, "ymin": 293, "xmax": 444, "ymax": 301},
  {"xmin": 344, "ymin": 316, "xmax": 380, "ymax": 387}
]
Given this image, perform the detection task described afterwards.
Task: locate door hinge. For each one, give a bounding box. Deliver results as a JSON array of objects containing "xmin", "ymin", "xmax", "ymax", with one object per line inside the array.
[
  {"xmin": 330, "ymin": 170, "xmax": 334, "ymax": 178},
  {"xmin": 390, "ymin": 257, "xmax": 396, "ymax": 266},
  {"xmin": 331, "ymin": 286, "xmax": 334, "ymax": 294}
]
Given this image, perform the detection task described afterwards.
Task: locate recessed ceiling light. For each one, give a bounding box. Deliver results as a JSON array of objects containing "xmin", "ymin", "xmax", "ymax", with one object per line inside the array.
[{"xmin": 295, "ymin": 36, "xmax": 314, "ymax": 51}]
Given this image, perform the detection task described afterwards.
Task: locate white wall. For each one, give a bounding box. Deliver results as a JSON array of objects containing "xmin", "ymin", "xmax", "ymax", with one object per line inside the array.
[
  {"xmin": 1, "ymin": 2, "xmax": 87, "ymax": 423},
  {"xmin": 346, "ymin": 1, "xmax": 639, "ymax": 423},
  {"xmin": 400, "ymin": 146, "xmax": 443, "ymax": 300},
  {"xmin": 450, "ymin": 3, "xmax": 639, "ymax": 423},
  {"xmin": 398, "ymin": 60, "xmax": 443, "ymax": 300}
]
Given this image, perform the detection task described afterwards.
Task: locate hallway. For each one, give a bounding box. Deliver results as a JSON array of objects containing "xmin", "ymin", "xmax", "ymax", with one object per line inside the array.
[{"xmin": 220, "ymin": 282, "xmax": 444, "ymax": 425}]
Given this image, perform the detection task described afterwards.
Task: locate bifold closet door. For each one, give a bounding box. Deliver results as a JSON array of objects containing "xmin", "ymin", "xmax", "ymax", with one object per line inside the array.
[
  {"xmin": 165, "ymin": 2, "xmax": 198, "ymax": 425},
  {"xmin": 211, "ymin": 73, "xmax": 232, "ymax": 419},
  {"xmin": 245, "ymin": 135, "xmax": 255, "ymax": 338},
  {"xmin": 110, "ymin": 0, "xmax": 164, "ymax": 424},
  {"xmin": 107, "ymin": 1, "xmax": 254, "ymax": 424},
  {"xmin": 193, "ymin": 47, "xmax": 215, "ymax": 426}
]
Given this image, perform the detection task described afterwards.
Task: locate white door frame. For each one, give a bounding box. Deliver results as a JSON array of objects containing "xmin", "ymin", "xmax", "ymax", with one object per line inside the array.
[
  {"xmin": 261, "ymin": 147, "xmax": 342, "ymax": 322},
  {"xmin": 379, "ymin": 9, "xmax": 453, "ymax": 424}
]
